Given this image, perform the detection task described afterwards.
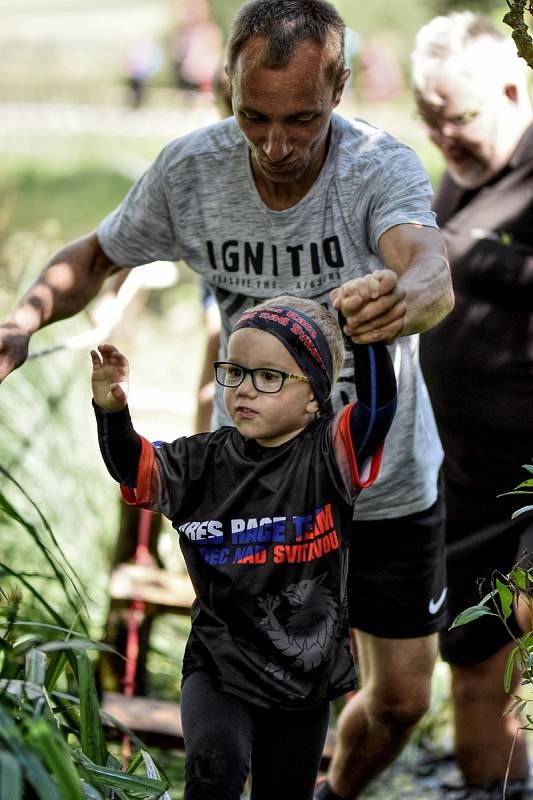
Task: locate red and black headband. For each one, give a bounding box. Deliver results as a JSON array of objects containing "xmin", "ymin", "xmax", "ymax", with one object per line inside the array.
[{"xmin": 232, "ymin": 305, "xmax": 334, "ymax": 407}]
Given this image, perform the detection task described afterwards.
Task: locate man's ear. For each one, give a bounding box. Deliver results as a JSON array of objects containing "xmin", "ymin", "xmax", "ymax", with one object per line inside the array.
[
  {"xmin": 333, "ymin": 67, "xmax": 351, "ymax": 106},
  {"xmin": 504, "ymin": 83, "xmax": 519, "ymax": 103}
]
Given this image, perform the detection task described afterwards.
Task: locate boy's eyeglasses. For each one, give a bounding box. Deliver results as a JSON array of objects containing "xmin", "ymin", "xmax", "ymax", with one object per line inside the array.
[{"xmin": 214, "ymin": 361, "xmax": 310, "ymax": 394}]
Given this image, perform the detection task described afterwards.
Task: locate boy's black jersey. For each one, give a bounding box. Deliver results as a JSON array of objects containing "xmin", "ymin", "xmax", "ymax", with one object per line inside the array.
[
  {"xmin": 118, "ymin": 406, "xmax": 382, "ymax": 709},
  {"xmin": 95, "ymin": 340, "xmax": 396, "ymax": 709}
]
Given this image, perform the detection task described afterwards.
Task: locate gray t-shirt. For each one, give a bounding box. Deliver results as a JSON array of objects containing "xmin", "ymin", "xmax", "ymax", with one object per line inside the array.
[{"xmin": 98, "ymin": 113, "xmax": 443, "ymax": 520}]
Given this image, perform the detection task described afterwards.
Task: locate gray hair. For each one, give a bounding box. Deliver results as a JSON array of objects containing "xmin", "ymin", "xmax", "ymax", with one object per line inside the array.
[
  {"xmin": 254, "ymin": 294, "xmax": 345, "ymax": 385},
  {"xmin": 411, "ymin": 12, "xmax": 528, "ymax": 103},
  {"xmin": 226, "ymin": 0, "xmax": 346, "ymax": 84}
]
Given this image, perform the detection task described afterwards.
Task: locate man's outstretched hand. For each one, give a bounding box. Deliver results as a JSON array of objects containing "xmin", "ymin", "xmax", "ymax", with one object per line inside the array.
[
  {"xmin": 0, "ymin": 324, "xmax": 31, "ymax": 382},
  {"xmin": 331, "ymin": 269, "xmax": 406, "ymax": 343},
  {"xmin": 90, "ymin": 344, "xmax": 129, "ymax": 412}
]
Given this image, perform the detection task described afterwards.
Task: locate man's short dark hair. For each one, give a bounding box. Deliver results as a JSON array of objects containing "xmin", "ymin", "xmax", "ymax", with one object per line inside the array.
[{"xmin": 226, "ymin": 0, "xmax": 346, "ymax": 84}]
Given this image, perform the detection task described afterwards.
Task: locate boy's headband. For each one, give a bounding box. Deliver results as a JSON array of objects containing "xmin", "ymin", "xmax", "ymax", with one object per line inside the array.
[{"xmin": 232, "ymin": 305, "xmax": 333, "ymax": 407}]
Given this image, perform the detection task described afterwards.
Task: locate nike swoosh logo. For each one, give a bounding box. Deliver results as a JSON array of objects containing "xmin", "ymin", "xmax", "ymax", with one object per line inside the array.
[{"xmin": 428, "ymin": 587, "xmax": 448, "ymax": 615}]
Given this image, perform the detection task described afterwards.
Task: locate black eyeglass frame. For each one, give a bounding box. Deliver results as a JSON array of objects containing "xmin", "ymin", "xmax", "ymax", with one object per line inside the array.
[{"xmin": 213, "ymin": 361, "xmax": 310, "ymax": 394}]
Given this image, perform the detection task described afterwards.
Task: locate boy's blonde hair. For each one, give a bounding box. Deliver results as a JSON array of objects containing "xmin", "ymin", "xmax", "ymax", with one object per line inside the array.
[{"xmin": 254, "ymin": 295, "xmax": 345, "ymax": 384}]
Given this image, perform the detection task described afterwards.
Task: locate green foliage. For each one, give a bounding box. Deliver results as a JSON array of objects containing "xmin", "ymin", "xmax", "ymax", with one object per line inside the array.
[
  {"xmin": 498, "ymin": 463, "xmax": 533, "ymax": 519},
  {"xmin": 503, "ymin": 0, "xmax": 533, "ymax": 70},
  {"xmin": 452, "ymin": 562, "xmax": 533, "ymax": 728},
  {"xmin": 209, "ymin": 0, "xmax": 243, "ymax": 38},
  {"xmin": 0, "ymin": 164, "xmax": 133, "ymax": 241},
  {"xmin": 0, "ymin": 473, "xmax": 171, "ymax": 799},
  {"xmin": 450, "ymin": 604, "xmax": 497, "ymax": 627}
]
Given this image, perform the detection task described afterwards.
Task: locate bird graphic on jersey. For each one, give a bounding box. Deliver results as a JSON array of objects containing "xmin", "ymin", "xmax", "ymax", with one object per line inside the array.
[{"xmin": 258, "ymin": 573, "xmax": 339, "ymax": 680}]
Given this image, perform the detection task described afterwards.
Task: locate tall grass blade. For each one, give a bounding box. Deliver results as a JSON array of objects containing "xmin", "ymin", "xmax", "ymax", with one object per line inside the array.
[
  {"xmin": 25, "ymin": 650, "xmax": 47, "ymax": 685},
  {"xmin": 80, "ymin": 781, "xmax": 105, "ymax": 799},
  {"xmin": 0, "ymin": 707, "xmax": 63, "ymax": 800},
  {"xmin": 0, "ymin": 749, "xmax": 22, "ymax": 800},
  {"xmin": 0, "ymin": 481, "xmax": 88, "ymax": 629},
  {"xmin": 52, "ymin": 690, "xmax": 148, "ymax": 753},
  {"xmin": 26, "ymin": 718, "xmax": 85, "ymax": 800},
  {"xmin": 0, "ymin": 562, "xmax": 68, "ymax": 628},
  {"xmin": 77, "ymin": 652, "xmax": 108, "ymax": 767},
  {"xmin": 0, "ymin": 464, "xmax": 86, "ymax": 601},
  {"xmin": 141, "ymin": 749, "xmax": 171, "ymax": 800},
  {"xmin": 75, "ymin": 752, "xmax": 168, "ymax": 798}
]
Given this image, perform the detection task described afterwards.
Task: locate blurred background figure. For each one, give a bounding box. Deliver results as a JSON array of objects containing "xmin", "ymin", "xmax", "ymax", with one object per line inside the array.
[
  {"xmin": 192, "ymin": 57, "xmax": 231, "ymax": 433},
  {"xmin": 211, "ymin": 57, "xmax": 232, "ymax": 119},
  {"xmin": 412, "ymin": 12, "xmax": 533, "ymax": 800},
  {"xmin": 169, "ymin": 0, "xmax": 223, "ymax": 99},
  {"xmin": 124, "ymin": 40, "xmax": 162, "ymax": 108},
  {"xmin": 359, "ymin": 37, "xmax": 404, "ymax": 102}
]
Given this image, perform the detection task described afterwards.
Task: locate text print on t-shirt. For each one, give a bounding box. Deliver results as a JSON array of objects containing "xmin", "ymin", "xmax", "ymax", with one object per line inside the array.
[
  {"xmin": 177, "ymin": 503, "xmax": 340, "ymax": 566},
  {"xmin": 205, "ymin": 235, "xmax": 346, "ymax": 293}
]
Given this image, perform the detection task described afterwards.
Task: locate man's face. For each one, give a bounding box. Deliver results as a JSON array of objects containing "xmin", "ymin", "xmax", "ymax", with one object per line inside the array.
[
  {"xmin": 231, "ymin": 37, "xmax": 345, "ymax": 187},
  {"xmin": 416, "ymin": 70, "xmax": 515, "ymax": 189}
]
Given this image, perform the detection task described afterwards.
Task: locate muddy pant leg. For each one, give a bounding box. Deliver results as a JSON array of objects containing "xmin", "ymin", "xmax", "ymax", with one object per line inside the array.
[{"xmin": 181, "ymin": 671, "xmax": 253, "ymax": 800}]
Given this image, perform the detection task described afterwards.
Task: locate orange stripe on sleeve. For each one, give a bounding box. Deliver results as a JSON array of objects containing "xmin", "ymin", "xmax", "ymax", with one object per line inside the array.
[
  {"xmin": 336, "ymin": 404, "xmax": 384, "ymax": 491},
  {"xmin": 120, "ymin": 435, "xmax": 158, "ymax": 507}
]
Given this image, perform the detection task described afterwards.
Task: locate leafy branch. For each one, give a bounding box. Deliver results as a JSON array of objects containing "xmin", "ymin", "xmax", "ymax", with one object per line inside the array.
[{"xmin": 503, "ymin": 1, "xmax": 533, "ymax": 69}]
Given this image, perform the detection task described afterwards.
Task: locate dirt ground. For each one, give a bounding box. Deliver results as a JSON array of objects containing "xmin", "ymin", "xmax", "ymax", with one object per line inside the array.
[{"xmin": 344, "ymin": 737, "xmax": 533, "ymax": 799}]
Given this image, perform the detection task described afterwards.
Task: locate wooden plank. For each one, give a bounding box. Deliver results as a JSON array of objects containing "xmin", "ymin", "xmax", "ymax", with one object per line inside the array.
[
  {"xmin": 102, "ymin": 692, "xmax": 184, "ymax": 749},
  {"xmin": 109, "ymin": 564, "xmax": 195, "ymax": 613},
  {"xmin": 101, "ymin": 690, "xmax": 337, "ymax": 767}
]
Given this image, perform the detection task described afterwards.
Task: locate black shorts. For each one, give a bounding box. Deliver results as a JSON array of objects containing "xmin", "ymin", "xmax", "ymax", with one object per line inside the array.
[
  {"xmin": 347, "ymin": 487, "xmax": 447, "ymax": 638},
  {"xmin": 440, "ymin": 518, "xmax": 533, "ymax": 666}
]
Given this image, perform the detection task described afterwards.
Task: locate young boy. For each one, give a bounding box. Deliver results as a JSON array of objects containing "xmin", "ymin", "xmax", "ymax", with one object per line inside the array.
[{"xmin": 91, "ymin": 274, "xmax": 397, "ymax": 800}]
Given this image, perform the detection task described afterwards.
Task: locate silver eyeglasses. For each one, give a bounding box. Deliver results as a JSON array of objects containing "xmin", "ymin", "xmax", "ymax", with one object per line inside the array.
[{"xmin": 214, "ymin": 361, "xmax": 310, "ymax": 394}]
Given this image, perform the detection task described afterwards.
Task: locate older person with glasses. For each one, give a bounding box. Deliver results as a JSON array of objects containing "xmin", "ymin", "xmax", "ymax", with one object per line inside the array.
[{"xmin": 410, "ymin": 12, "xmax": 533, "ymax": 800}]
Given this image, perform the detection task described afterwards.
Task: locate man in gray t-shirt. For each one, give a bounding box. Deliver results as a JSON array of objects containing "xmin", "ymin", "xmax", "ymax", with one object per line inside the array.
[{"xmin": 0, "ymin": 1, "xmax": 453, "ymax": 797}]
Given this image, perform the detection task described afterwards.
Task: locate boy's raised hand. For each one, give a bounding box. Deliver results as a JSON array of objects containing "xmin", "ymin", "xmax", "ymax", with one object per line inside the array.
[
  {"xmin": 90, "ymin": 344, "xmax": 129, "ymax": 412},
  {"xmin": 330, "ymin": 270, "xmax": 403, "ymax": 343}
]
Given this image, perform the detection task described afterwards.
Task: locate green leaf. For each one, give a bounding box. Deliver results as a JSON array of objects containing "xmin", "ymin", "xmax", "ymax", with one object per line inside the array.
[
  {"xmin": 74, "ymin": 752, "xmax": 168, "ymax": 798},
  {"xmin": 504, "ymin": 647, "xmax": 519, "ymax": 694},
  {"xmin": 76, "ymin": 653, "xmax": 108, "ymax": 767},
  {"xmin": 496, "ymin": 578, "xmax": 514, "ymax": 620},
  {"xmin": 522, "ymin": 464, "xmax": 533, "ymax": 474},
  {"xmin": 510, "ymin": 568, "xmax": 528, "ymax": 591},
  {"xmin": 0, "ymin": 707, "xmax": 63, "ymax": 800},
  {"xmin": 0, "ymin": 562, "xmax": 67, "ymax": 629},
  {"xmin": 520, "ymin": 632, "xmax": 533, "ymax": 649},
  {"xmin": 478, "ymin": 589, "xmax": 498, "ymax": 606},
  {"xmin": 0, "ymin": 479, "xmax": 88, "ymax": 629},
  {"xmin": 25, "ymin": 650, "xmax": 47, "ymax": 686},
  {"xmin": 52, "ymin": 691, "xmax": 148, "ymax": 753},
  {"xmin": 25, "ymin": 718, "xmax": 85, "ymax": 800},
  {"xmin": 39, "ymin": 640, "xmax": 115, "ymax": 655},
  {"xmin": 513, "ymin": 479, "xmax": 533, "ymax": 490},
  {"xmin": 80, "ymin": 782, "xmax": 104, "ymax": 799},
  {"xmin": 512, "ymin": 506, "xmax": 533, "ymax": 519},
  {"xmin": 44, "ymin": 651, "xmax": 68, "ymax": 693},
  {"xmin": 0, "ymin": 750, "xmax": 22, "ymax": 800},
  {"xmin": 105, "ymin": 753, "xmax": 123, "ymax": 771},
  {"xmin": 515, "ymin": 700, "xmax": 528, "ymax": 717},
  {"xmin": 506, "ymin": 698, "xmax": 524, "ymax": 716},
  {"xmin": 125, "ymin": 749, "xmax": 144, "ymax": 775},
  {"xmin": 140, "ymin": 749, "xmax": 172, "ymax": 800},
  {"xmin": 450, "ymin": 605, "xmax": 497, "ymax": 628}
]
